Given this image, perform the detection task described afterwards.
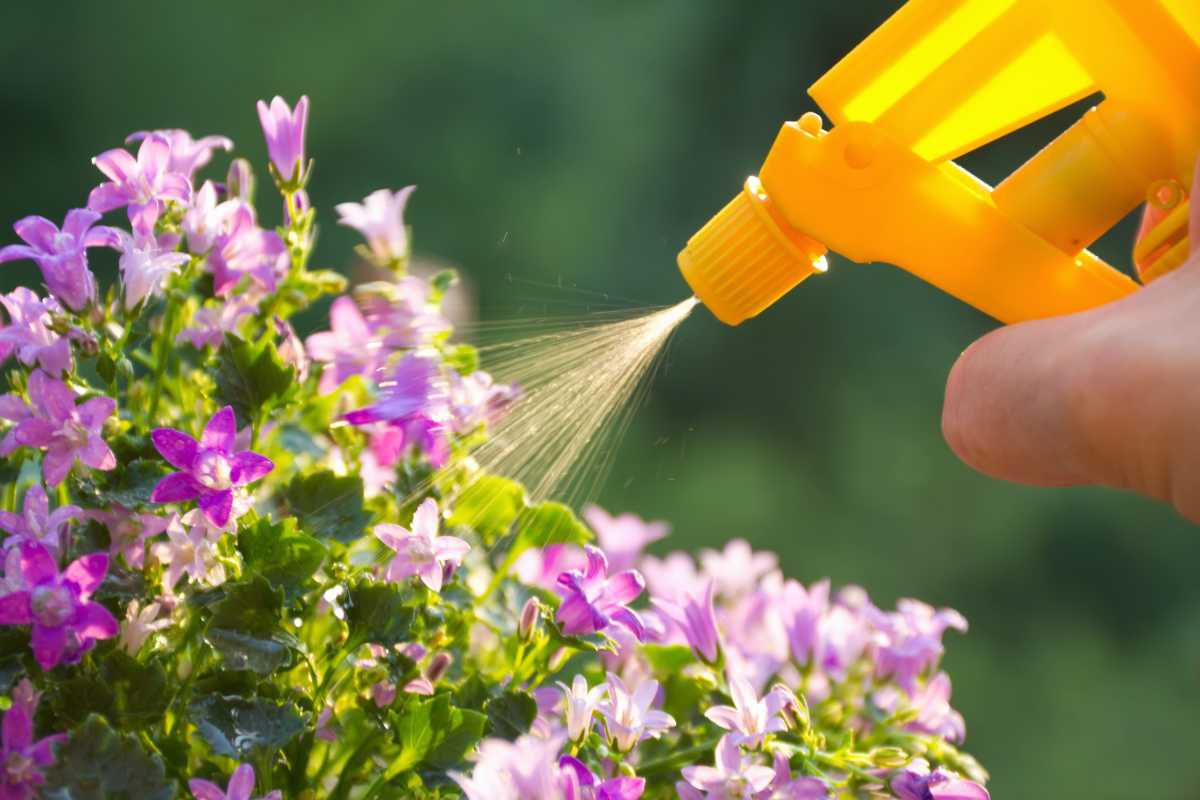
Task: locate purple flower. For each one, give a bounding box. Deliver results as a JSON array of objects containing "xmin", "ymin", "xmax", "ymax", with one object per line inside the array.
[
  {"xmin": 374, "ymin": 498, "xmax": 468, "ymax": 592},
  {"xmin": 357, "ymin": 277, "xmax": 450, "ymax": 350},
  {"xmin": 583, "ymin": 505, "xmax": 668, "ymax": 574},
  {"xmin": 699, "ymin": 539, "xmax": 778, "ymax": 599},
  {"xmin": 111, "ymin": 230, "xmax": 190, "ymax": 310},
  {"xmin": 639, "ymin": 551, "xmax": 701, "ymax": 599},
  {"xmin": 89, "ymin": 504, "xmax": 171, "ymax": 569},
  {"xmin": 206, "ymin": 203, "xmax": 287, "ymax": 296},
  {"xmin": 871, "ymin": 600, "xmax": 967, "ymax": 692},
  {"xmin": 765, "ymin": 751, "xmax": 830, "ymax": 799},
  {"xmin": 305, "ymin": 296, "xmax": 383, "ymax": 394},
  {"xmin": 781, "ymin": 578, "xmax": 829, "ymax": 665},
  {"xmin": 703, "ymin": 670, "xmax": 788, "ymax": 747},
  {"xmin": 0, "ymin": 394, "xmax": 30, "ymax": 458},
  {"xmin": 555, "ymin": 545, "xmax": 647, "ymax": 641},
  {"xmin": 651, "ymin": 580, "xmax": 721, "ymax": 664},
  {"xmin": 13, "ymin": 370, "xmax": 116, "ymax": 487},
  {"xmin": 0, "ymin": 542, "xmax": 118, "ymax": 670},
  {"xmin": 189, "ymin": 763, "xmax": 282, "ymax": 800},
  {"xmin": 596, "ymin": 673, "xmax": 674, "ymax": 753},
  {"xmin": 558, "ymin": 756, "xmax": 646, "ymax": 800},
  {"xmin": 335, "ymin": 186, "xmax": 416, "ymax": 264},
  {"xmin": 0, "ymin": 209, "xmax": 116, "ymax": 311},
  {"xmin": 680, "ymin": 735, "xmax": 775, "ymax": 799},
  {"xmin": 0, "ymin": 679, "xmax": 64, "ymax": 798},
  {"xmin": 448, "ymin": 370, "xmax": 519, "ymax": 435},
  {"xmin": 182, "ymin": 181, "xmax": 234, "ymax": 255},
  {"xmin": 226, "ymin": 159, "xmax": 255, "ymax": 203},
  {"xmin": 89, "ymin": 133, "xmax": 192, "ymax": 235},
  {"xmin": 256, "ymin": 95, "xmax": 309, "ymax": 183},
  {"xmin": 126, "ymin": 129, "xmax": 233, "ymax": 179},
  {"xmin": 0, "ymin": 288, "xmax": 71, "ymax": 375},
  {"xmin": 890, "ymin": 759, "xmax": 989, "ymax": 800},
  {"xmin": 874, "ymin": 672, "xmax": 966, "ymax": 744},
  {"xmin": 149, "ymin": 406, "xmax": 274, "ymax": 528},
  {"xmin": 177, "ymin": 301, "xmax": 256, "ymax": 350},
  {"xmin": 451, "ymin": 735, "xmax": 565, "ymax": 800},
  {"xmin": 556, "ymin": 674, "xmax": 604, "ymax": 742},
  {"xmin": 0, "ymin": 484, "xmax": 80, "ymax": 555},
  {"xmin": 314, "ymin": 705, "xmax": 337, "ymax": 743}
]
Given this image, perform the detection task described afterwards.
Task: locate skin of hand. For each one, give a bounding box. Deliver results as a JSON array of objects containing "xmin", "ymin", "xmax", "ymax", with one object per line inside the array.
[{"xmin": 942, "ymin": 157, "xmax": 1200, "ymax": 522}]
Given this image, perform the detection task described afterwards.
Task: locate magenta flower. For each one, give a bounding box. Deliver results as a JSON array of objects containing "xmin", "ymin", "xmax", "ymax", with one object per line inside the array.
[
  {"xmin": 374, "ymin": 498, "xmax": 468, "ymax": 592},
  {"xmin": 651, "ymin": 580, "xmax": 721, "ymax": 664},
  {"xmin": 555, "ymin": 545, "xmax": 647, "ymax": 641},
  {"xmin": 597, "ymin": 673, "xmax": 674, "ymax": 753},
  {"xmin": 0, "ymin": 484, "xmax": 81, "ymax": 555},
  {"xmin": 189, "ymin": 763, "xmax": 282, "ymax": 800},
  {"xmin": 680, "ymin": 735, "xmax": 775, "ymax": 799},
  {"xmin": 0, "ymin": 288, "xmax": 71, "ymax": 375},
  {"xmin": 88, "ymin": 133, "xmax": 192, "ymax": 235},
  {"xmin": 766, "ymin": 752, "xmax": 830, "ymax": 799},
  {"xmin": 890, "ymin": 759, "xmax": 989, "ymax": 800},
  {"xmin": 89, "ymin": 504, "xmax": 171, "ymax": 569},
  {"xmin": 13, "ymin": 370, "xmax": 116, "ymax": 487},
  {"xmin": 0, "ymin": 679, "xmax": 64, "ymax": 798},
  {"xmin": 558, "ymin": 756, "xmax": 646, "ymax": 800},
  {"xmin": 111, "ymin": 230, "xmax": 190, "ymax": 310},
  {"xmin": 335, "ymin": 186, "xmax": 416, "ymax": 264},
  {"xmin": 177, "ymin": 301, "xmax": 256, "ymax": 350},
  {"xmin": 0, "ymin": 209, "xmax": 116, "ymax": 311},
  {"xmin": 703, "ymin": 670, "xmax": 788, "ymax": 747},
  {"xmin": 126, "ymin": 129, "xmax": 233, "ymax": 179},
  {"xmin": 207, "ymin": 203, "xmax": 288, "ymax": 296},
  {"xmin": 149, "ymin": 406, "xmax": 274, "ymax": 528},
  {"xmin": 0, "ymin": 542, "xmax": 118, "ymax": 670},
  {"xmin": 305, "ymin": 296, "xmax": 383, "ymax": 394},
  {"xmin": 870, "ymin": 600, "xmax": 967, "ymax": 692},
  {"xmin": 256, "ymin": 95, "xmax": 309, "ymax": 183}
]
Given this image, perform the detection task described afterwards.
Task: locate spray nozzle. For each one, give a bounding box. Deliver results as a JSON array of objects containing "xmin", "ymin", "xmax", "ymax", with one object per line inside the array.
[{"xmin": 677, "ymin": 175, "xmax": 828, "ymax": 326}]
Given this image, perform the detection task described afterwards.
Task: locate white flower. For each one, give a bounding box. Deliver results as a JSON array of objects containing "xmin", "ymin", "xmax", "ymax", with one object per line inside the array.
[
  {"xmin": 153, "ymin": 510, "xmax": 226, "ymax": 591},
  {"xmin": 555, "ymin": 674, "xmax": 604, "ymax": 742},
  {"xmin": 703, "ymin": 669, "xmax": 788, "ymax": 747},
  {"xmin": 597, "ymin": 672, "xmax": 675, "ymax": 753},
  {"xmin": 118, "ymin": 599, "xmax": 171, "ymax": 655},
  {"xmin": 682, "ymin": 735, "xmax": 776, "ymax": 799},
  {"xmin": 113, "ymin": 230, "xmax": 190, "ymax": 310}
]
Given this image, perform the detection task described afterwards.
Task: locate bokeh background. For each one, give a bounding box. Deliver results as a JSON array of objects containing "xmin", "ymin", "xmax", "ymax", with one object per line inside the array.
[{"xmin": 3, "ymin": 2, "xmax": 1200, "ymax": 796}]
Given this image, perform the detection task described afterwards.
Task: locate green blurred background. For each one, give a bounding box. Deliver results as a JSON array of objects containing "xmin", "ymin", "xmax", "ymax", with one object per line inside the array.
[{"xmin": 3, "ymin": 2, "xmax": 1199, "ymax": 796}]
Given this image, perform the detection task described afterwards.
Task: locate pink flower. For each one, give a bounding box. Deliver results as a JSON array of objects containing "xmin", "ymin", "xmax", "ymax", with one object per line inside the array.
[
  {"xmin": 88, "ymin": 133, "xmax": 192, "ymax": 236},
  {"xmin": 0, "ymin": 288, "xmax": 71, "ymax": 375},
  {"xmin": 256, "ymin": 96, "xmax": 309, "ymax": 183},
  {"xmin": 703, "ymin": 670, "xmax": 788, "ymax": 747},
  {"xmin": 0, "ymin": 209, "xmax": 117, "ymax": 311},
  {"xmin": 305, "ymin": 296, "xmax": 384, "ymax": 394},
  {"xmin": 357, "ymin": 277, "xmax": 450, "ymax": 350},
  {"xmin": 177, "ymin": 302, "xmax": 256, "ymax": 350},
  {"xmin": 154, "ymin": 510, "xmax": 227, "ymax": 591},
  {"xmin": 890, "ymin": 759, "xmax": 989, "ymax": 800},
  {"xmin": 0, "ymin": 679, "xmax": 64, "ymax": 798},
  {"xmin": 0, "ymin": 483, "xmax": 81, "ymax": 555},
  {"xmin": 874, "ymin": 672, "xmax": 965, "ymax": 744},
  {"xmin": 374, "ymin": 498, "xmax": 468, "ymax": 592},
  {"xmin": 639, "ymin": 552, "xmax": 701, "ymax": 600},
  {"xmin": 765, "ymin": 751, "xmax": 830, "ymax": 799},
  {"xmin": 335, "ymin": 186, "xmax": 416, "ymax": 264},
  {"xmin": 680, "ymin": 735, "xmax": 775, "ymax": 799},
  {"xmin": 699, "ymin": 539, "xmax": 778, "ymax": 599},
  {"xmin": 870, "ymin": 600, "xmax": 967, "ymax": 692},
  {"xmin": 448, "ymin": 370, "xmax": 519, "ymax": 435},
  {"xmin": 315, "ymin": 705, "xmax": 337, "ymax": 743},
  {"xmin": 89, "ymin": 504, "xmax": 171, "ymax": 569},
  {"xmin": 126, "ymin": 129, "xmax": 233, "ymax": 179},
  {"xmin": 149, "ymin": 406, "xmax": 274, "ymax": 529},
  {"xmin": 556, "ymin": 674, "xmax": 604, "ymax": 743},
  {"xmin": 13, "ymin": 370, "xmax": 116, "ymax": 486},
  {"xmin": 583, "ymin": 506, "xmax": 668, "ymax": 574},
  {"xmin": 189, "ymin": 763, "xmax": 281, "ymax": 800},
  {"xmin": 111, "ymin": 230, "xmax": 190, "ymax": 310},
  {"xmin": 555, "ymin": 545, "xmax": 647, "ymax": 641},
  {"xmin": 597, "ymin": 673, "xmax": 674, "ymax": 753},
  {"xmin": 651, "ymin": 580, "xmax": 721, "ymax": 664},
  {"xmin": 0, "ymin": 542, "xmax": 118, "ymax": 670},
  {"xmin": 206, "ymin": 203, "xmax": 287, "ymax": 296}
]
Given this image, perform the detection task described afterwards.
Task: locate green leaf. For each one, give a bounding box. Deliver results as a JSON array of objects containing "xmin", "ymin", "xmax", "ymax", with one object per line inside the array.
[
  {"xmin": 214, "ymin": 333, "xmax": 295, "ymax": 425},
  {"xmin": 69, "ymin": 458, "xmax": 169, "ymax": 509},
  {"xmin": 205, "ymin": 576, "xmax": 298, "ymax": 674},
  {"xmin": 390, "ymin": 695, "xmax": 486, "ymax": 778},
  {"xmin": 642, "ymin": 643, "xmax": 697, "ymax": 674},
  {"xmin": 483, "ymin": 689, "xmax": 537, "ymax": 740},
  {"xmin": 189, "ymin": 694, "xmax": 305, "ymax": 759},
  {"xmin": 43, "ymin": 714, "xmax": 174, "ymax": 800},
  {"xmin": 47, "ymin": 651, "xmax": 172, "ymax": 730},
  {"xmin": 284, "ymin": 469, "xmax": 372, "ymax": 544},
  {"xmin": 448, "ymin": 476, "xmax": 526, "ymax": 544},
  {"xmin": 429, "ymin": 268, "xmax": 458, "ymax": 302},
  {"xmin": 514, "ymin": 501, "xmax": 591, "ymax": 550},
  {"xmin": 237, "ymin": 514, "xmax": 327, "ymax": 601},
  {"xmin": 346, "ymin": 581, "xmax": 418, "ymax": 646}
]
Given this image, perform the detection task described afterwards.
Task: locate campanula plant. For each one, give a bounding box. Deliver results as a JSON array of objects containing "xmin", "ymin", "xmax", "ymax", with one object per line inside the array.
[{"xmin": 0, "ymin": 95, "xmax": 990, "ymax": 799}]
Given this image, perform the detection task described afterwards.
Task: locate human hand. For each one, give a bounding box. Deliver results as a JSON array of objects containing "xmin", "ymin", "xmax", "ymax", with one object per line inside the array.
[{"xmin": 942, "ymin": 158, "xmax": 1200, "ymax": 521}]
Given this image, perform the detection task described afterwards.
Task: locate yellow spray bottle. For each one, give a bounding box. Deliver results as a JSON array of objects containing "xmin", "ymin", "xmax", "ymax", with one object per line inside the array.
[{"xmin": 678, "ymin": 0, "xmax": 1200, "ymax": 325}]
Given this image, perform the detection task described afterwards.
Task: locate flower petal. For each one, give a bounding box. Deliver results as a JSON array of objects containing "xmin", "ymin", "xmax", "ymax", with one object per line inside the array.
[
  {"xmin": 87, "ymin": 183, "xmax": 131, "ymax": 213},
  {"xmin": 13, "ymin": 216, "xmax": 59, "ymax": 251},
  {"xmin": 14, "ymin": 418, "xmax": 55, "ymax": 447},
  {"xmin": 150, "ymin": 473, "xmax": 202, "ymax": 503},
  {"xmin": 0, "ymin": 591, "xmax": 32, "ymax": 625},
  {"xmin": 0, "ymin": 244, "xmax": 38, "ymax": 264},
  {"xmin": 80, "ymin": 435, "xmax": 116, "ymax": 471},
  {"xmin": 188, "ymin": 780, "xmax": 227, "ymax": 800},
  {"xmin": 152, "ymin": 428, "xmax": 198, "ymax": 470},
  {"xmin": 30, "ymin": 623, "xmax": 67, "ymax": 671},
  {"xmin": 412, "ymin": 497, "xmax": 439, "ymax": 538},
  {"xmin": 230, "ymin": 451, "xmax": 273, "ymax": 485},
  {"xmin": 200, "ymin": 406, "xmax": 236, "ymax": 453},
  {"xmin": 28, "ymin": 369, "xmax": 74, "ymax": 423},
  {"xmin": 603, "ymin": 570, "xmax": 644, "ymax": 606},
  {"xmin": 227, "ymin": 762, "xmax": 257, "ymax": 800},
  {"xmin": 198, "ymin": 489, "xmax": 233, "ymax": 529},
  {"xmin": 64, "ymin": 553, "xmax": 109, "ymax": 597},
  {"xmin": 77, "ymin": 396, "xmax": 116, "ymax": 429},
  {"xmin": 92, "ymin": 148, "xmax": 139, "ymax": 183},
  {"xmin": 41, "ymin": 443, "xmax": 75, "ymax": 487},
  {"xmin": 703, "ymin": 705, "xmax": 741, "ymax": 731},
  {"xmin": 62, "ymin": 208, "xmax": 101, "ymax": 239},
  {"xmin": 75, "ymin": 601, "xmax": 119, "ymax": 640}
]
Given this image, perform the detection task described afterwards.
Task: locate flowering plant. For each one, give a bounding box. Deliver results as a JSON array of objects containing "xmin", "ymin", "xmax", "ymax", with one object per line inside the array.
[{"xmin": 0, "ymin": 96, "xmax": 990, "ymax": 799}]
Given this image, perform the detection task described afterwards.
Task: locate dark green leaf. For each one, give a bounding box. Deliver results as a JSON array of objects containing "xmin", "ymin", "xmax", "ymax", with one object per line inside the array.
[
  {"xmin": 47, "ymin": 651, "xmax": 172, "ymax": 730},
  {"xmin": 208, "ymin": 575, "xmax": 283, "ymax": 634},
  {"xmin": 345, "ymin": 581, "xmax": 417, "ymax": 646},
  {"xmin": 189, "ymin": 694, "xmax": 305, "ymax": 759},
  {"xmin": 43, "ymin": 714, "xmax": 174, "ymax": 800},
  {"xmin": 448, "ymin": 476, "xmax": 526, "ymax": 544},
  {"xmin": 215, "ymin": 333, "xmax": 295, "ymax": 425},
  {"xmin": 284, "ymin": 469, "xmax": 372, "ymax": 543},
  {"xmin": 204, "ymin": 628, "xmax": 297, "ymax": 674},
  {"xmin": 237, "ymin": 514, "xmax": 327, "ymax": 601},
  {"xmin": 483, "ymin": 689, "xmax": 537, "ymax": 740},
  {"xmin": 69, "ymin": 459, "xmax": 169, "ymax": 509},
  {"xmin": 391, "ymin": 695, "xmax": 487, "ymax": 777},
  {"xmin": 514, "ymin": 501, "xmax": 592, "ymax": 550},
  {"xmin": 205, "ymin": 576, "xmax": 297, "ymax": 674}
]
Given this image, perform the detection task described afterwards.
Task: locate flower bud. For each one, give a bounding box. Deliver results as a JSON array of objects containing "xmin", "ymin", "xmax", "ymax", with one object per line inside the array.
[
  {"xmin": 519, "ymin": 598, "xmax": 540, "ymax": 642},
  {"xmin": 771, "ymin": 683, "xmax": 810, "ymax": 731},
  {"xmin": 426, "ymin": 651, "xmax": 452, "ymax": 683},
  {"xmin": 226, "ymin": 158, "xmax": 255, "ymax": 203},
  {"xmin": 871, "ymin": 747, "xmax": 910, "ymax": 769}
]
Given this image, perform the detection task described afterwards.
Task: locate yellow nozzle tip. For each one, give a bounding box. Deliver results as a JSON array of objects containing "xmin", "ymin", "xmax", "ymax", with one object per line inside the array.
[{"xmin": 678, "ymin": 177, "xmax": 827, "ymax": 325}]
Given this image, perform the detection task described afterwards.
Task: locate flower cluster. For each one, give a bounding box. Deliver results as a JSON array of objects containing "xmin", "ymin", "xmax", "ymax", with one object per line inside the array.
[{"xmin": 0, "ymin": 97, "xmax": 988, "ymax": 799}]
